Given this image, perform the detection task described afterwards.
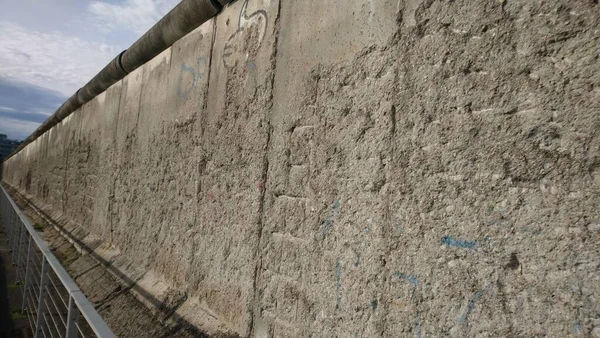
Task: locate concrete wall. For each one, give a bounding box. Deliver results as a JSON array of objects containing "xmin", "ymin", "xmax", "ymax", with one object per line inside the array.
[{"xmin": 3, "ymin": 0, "xmax": 600, "ymax": 337}]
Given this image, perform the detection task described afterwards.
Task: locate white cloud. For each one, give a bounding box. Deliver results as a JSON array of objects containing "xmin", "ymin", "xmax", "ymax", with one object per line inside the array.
[
  {"xmin": 0, "ymin": 116, "xmax": 40, "ymax": 140},
  {"xmin": 89, "ymin": 0, "xmax": 179, "ymax": 35},
  {"xmin": 0, "ymin": 22, "xmax": 119, "ymax": 96},
  {"xmin": 22, "ymin": 110, "xmax": 52, "ymax": 117},
  {"xmin": 0, "ymin": 106, "xmax": 17, "ymax": 112}
]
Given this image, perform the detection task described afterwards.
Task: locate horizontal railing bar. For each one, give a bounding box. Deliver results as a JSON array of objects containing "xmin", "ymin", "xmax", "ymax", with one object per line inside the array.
[
  {"xmin": 30, "ymin": 275, "xmax": 42, "ymax": 292},
  {"xmin": 30, "ymin": 282, "xmax": 41, "ymax": 304},
  {"xmin": 40, "ymin": 324, "xmax": 48, "ymax": 338},
  {"xmin": 32, "ymin": 250, "xmax": 44, "ymax": 267},
  {"xmin": 75, "ymin": 321, "xmax": 85, "ymax": 338},
  {"xmin": 43, "ymin": 310, "xmax": 63, "ymax": 338},
  {"xmin": 49, "ymin": 278, "xmax": 69, "ymax": 309},
  {"xmin": 26, "ymin": 291, "xmax": 37, "ymax": 313},
  {"xmin": 45, "ymin": 301, "xmax": 66, "ymax": 335},
  {"xmin": 45, "ymin": 285, "xmax": 68, "ymax": 327},
  {"xmin": 26, "ymin": 306, "xmax": 35, "ymax": 335}
]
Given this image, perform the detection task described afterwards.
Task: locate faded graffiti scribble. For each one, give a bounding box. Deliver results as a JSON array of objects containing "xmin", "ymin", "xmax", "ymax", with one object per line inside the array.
[
  {"xmin": 322, "ymin": 199, "xmax": 341, "ymax": 240},
  {"xmin": 222, "ymin": 0, "xmax": 268, "ymax": 68},
  {"xmin": 394, "ymin": 272, "xmax": 419, "ymax": 286},
  {"xmin": 458, "ymin": 289, "xmax": 486, "ymax": 323},
  {"xmin": 440, "ymin": 235, "xmax": 478, "ymax": 250},
  {"xmin": 177, "ymin": 56, "xmax": 207, "ymax": 99}
]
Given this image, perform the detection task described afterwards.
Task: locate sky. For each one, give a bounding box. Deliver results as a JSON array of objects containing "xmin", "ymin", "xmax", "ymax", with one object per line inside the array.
[{"xmin": 0, "ymin": 0, "xmax": 179, "ymax": 140}]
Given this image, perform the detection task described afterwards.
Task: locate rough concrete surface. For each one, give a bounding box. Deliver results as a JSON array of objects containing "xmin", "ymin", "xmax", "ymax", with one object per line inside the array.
[{"xmin": 2, "ymin": 0, "xmax": 600, "ymax": 337}]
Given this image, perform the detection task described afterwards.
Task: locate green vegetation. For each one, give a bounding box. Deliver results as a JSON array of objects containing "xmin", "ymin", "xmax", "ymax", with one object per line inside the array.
[
  {"xmin": 33, "ymin": 223, "xmax": 44, "ymax": 231},
  {"xmin": 10, "ymin": 309, "xmax": 27, "ymax": 320}
]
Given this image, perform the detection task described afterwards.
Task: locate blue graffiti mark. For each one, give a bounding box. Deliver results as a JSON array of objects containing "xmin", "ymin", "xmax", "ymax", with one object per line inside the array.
[
  {"xmin": 414, "ymin": 309, "xmax": 422, "ymax": 338},
  {"xmin": 248, "ymin": 62, "xmax": 256, "ymax": 70},
  {"xmin": 333, "ymin": 199, "xmax": 340, "ymax": 209},
  {"xmin": 336, "ymin": 260, "xmax": 342, "ymax": 310},
  {"xmin": 571, "ymin": 322, "xmax": 584, "ymax": 335},
  {"xmin": 370, "ymin": 299, "xmax": 378, "ymax": 311},
  {"xmin": 322, "ymin": 219, "xmax": 333, "ymax": 240},
  {"xmin": 177, "ymin": 57, "xmax": 207, "ymax": 99},
  {"xmin": 321, "ymin": 199, "xmax": 341, "ymax": 240},
  {"xmin": 441, "ymin": 235, "xmax": 478, "ymax": 250},
  {"xmin": 459, "ymin": 289, "xmax": 486, "ymax": 323},
  {"xmin": 394, "ymin": 272, "xmax": 419, "ymax": 286},
  {"xmin": 177, "ymin": 64, "xmax": 197, "ymax": 99}
]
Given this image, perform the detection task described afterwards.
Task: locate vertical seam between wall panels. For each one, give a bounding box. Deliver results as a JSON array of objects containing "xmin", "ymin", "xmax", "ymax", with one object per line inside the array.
[
  {"xmin": 379, "ymin": 64, "xmax": 399, "ymax": 338},
  {"xmin": 109, "ymin": 80, "xmax": 127, "ymax": 245},
  {"xmin": 203, "ymin": 18, "xmax": 218, "ymax": 116},
  {"xmin": 134, "ymin": 67, "xmax": 145, "ymax": 133},
  {"xmin": 249, "ymin": 0, "xmax": 283, "ymax": 335}
]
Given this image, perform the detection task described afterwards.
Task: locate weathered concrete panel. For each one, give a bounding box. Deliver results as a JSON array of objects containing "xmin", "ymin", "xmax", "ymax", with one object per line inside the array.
[
  {"xmin": 255, "ymin": 1, "xmax": 399, "ymax": 336},
  {"xmin": 61, "ymin": 109, "xmax": 86, "ymax": 235},
  {"xmin": 90, "ymin": 82, "xmax": 123, "ymax": 242},
  {"xmin": 110, "ymin": 64, "xmax": 148, "ymax": 276},
  {"xmin": 255, "ymin": 0, "xmax": 600, "ymax": 337},
  {"xmin": 46, "ymin": 117, "xmax": 70, "ymax": 220},
  {"xmin": 179, "ymin": 0, "xmax": 279, "ymax": 334}
]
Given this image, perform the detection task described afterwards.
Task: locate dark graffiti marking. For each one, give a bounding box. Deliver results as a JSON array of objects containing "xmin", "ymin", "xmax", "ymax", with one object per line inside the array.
[
  {"xmin": 336, "ymin": 260, "xmax": 342, "ymax": 310},
  {"xmin": 222, "ymin": 0, "xmax": 268, "ymax": 69}
]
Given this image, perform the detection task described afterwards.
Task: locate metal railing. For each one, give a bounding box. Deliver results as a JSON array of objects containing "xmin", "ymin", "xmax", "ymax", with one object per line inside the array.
[{"xmin": 0, "ymin": 185, "xmax": 115, "ymax": 338}]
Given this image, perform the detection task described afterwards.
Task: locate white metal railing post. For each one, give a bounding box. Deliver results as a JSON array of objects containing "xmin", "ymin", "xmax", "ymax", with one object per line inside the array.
[
  {"xmin": 34, "ymin": 256, "xmax": 50, "ymax": 338},
  {"xmin": 21, "ymin": 236, "xmax": 34, "ymax": 311},
  {"xmin": 66, "ymin": 295, "xmax": 80, "ymax": 338}
]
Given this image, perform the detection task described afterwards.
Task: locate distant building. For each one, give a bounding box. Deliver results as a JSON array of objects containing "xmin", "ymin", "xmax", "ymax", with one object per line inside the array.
[{"xmin": 0, "ymin": 134, "xmax": 22, "ymax": 162}]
